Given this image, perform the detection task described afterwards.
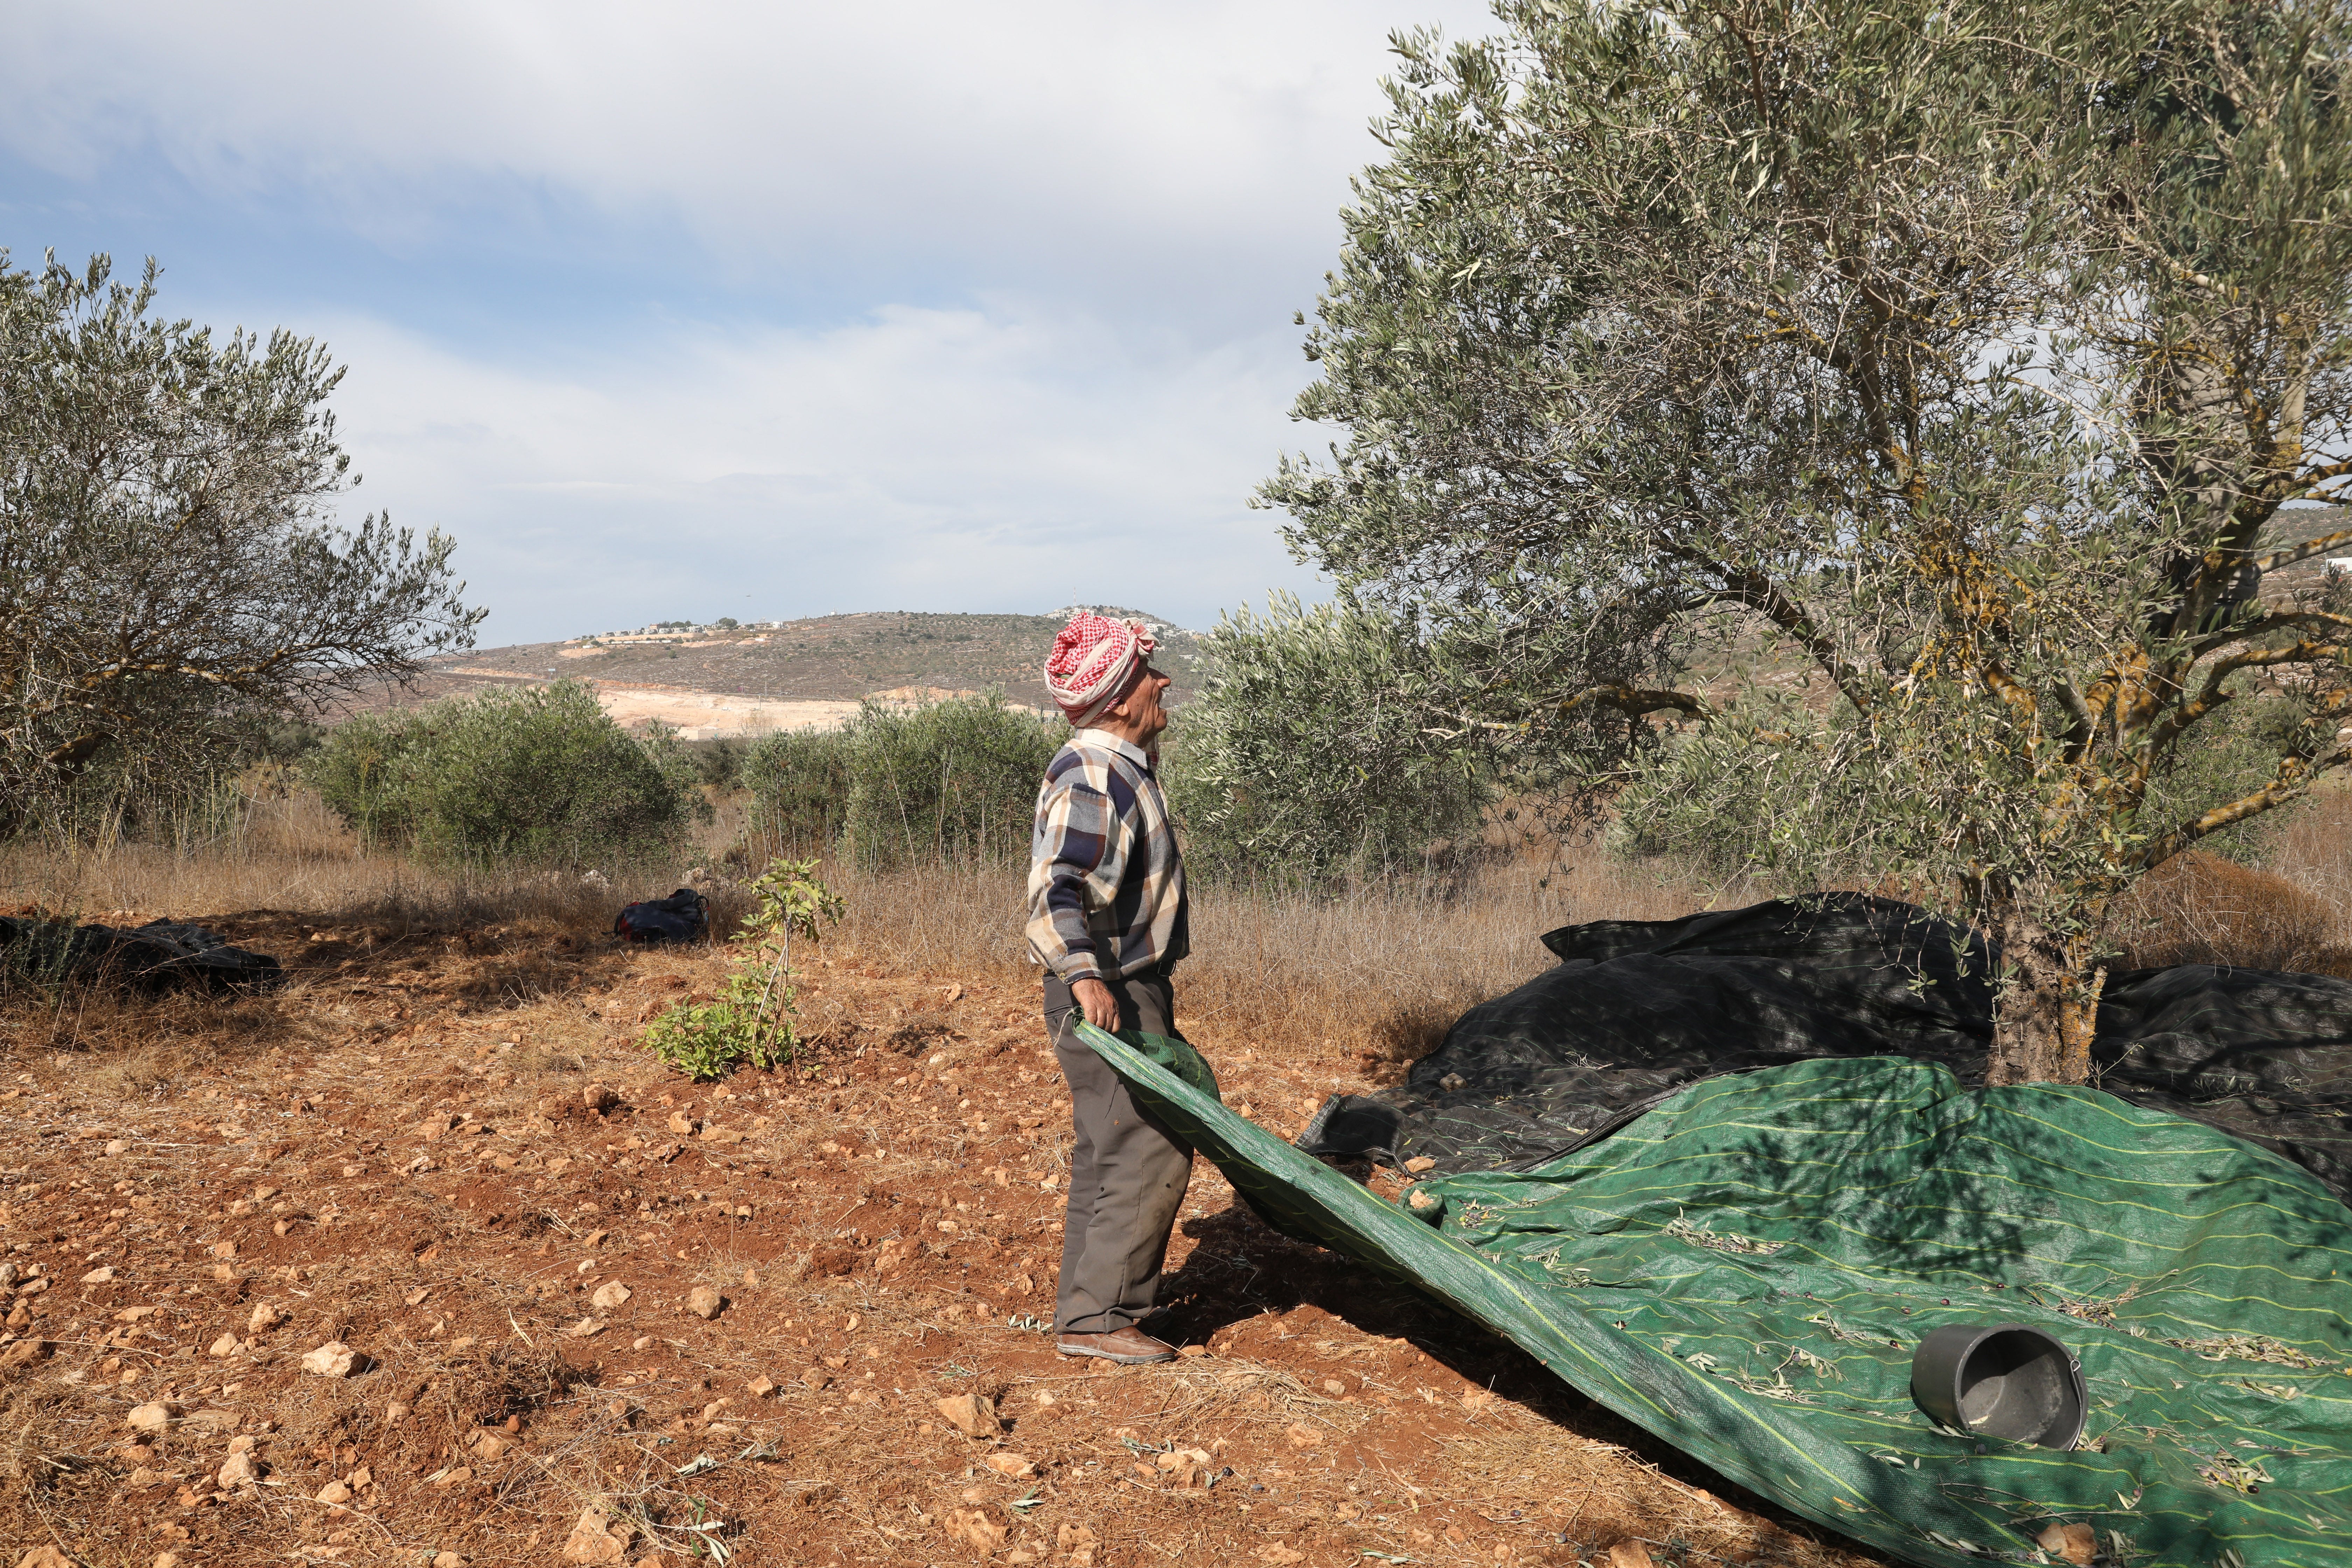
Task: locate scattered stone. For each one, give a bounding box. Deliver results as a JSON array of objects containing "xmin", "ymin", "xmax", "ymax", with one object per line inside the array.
[
  {"xmin": 666, "ymin": 1111, "xmax": 696, "ymax": 1136},
  {"xmin": 1403, "ymin": 1155, "xmax": 1437, "ymax": 1173},
  {"xmin": 685, "ymin": 1286, "xmax": 724, "ymax": 1320},
  {"xmin": 126, "ymin": 1467, "xmax": 172, "ymax": 1488},
  {"xmin": 125, "ymin": 1402, "xmax": 174, "ymax": 1435},
  {"xmin": 207, "ymin": 1334, "xmax": 238, "ymax": 1358},
  {"xmin": 566, "ymin": 1318, "xmax": 605, "ymax": 1338},
  {"xmin": 206, "ymin": 1241, "xmax": 236, "ymax": 1259},
  {"xmin": 0, "ymin": 1339, "xmax": 52, "ymax": 1369},
  {"xmin": 111, "ymin": 1306, "xmax": 154, "ymax": 1322},
  {"xmin": 590, "ymin": 1281, "xmax": 631, "ymax": 1311},
  {"xmin": 15, "ymin": 1547, "xmax": 76, "ymax": 1568},
  {"xmin": 560, "ymin": 1505, "xmax": 629, "ymax": 1564},
  {"xmin": 582, "ymin": 1084, "xmax": 618, "ymax": 1114},
  {"xmin": 1255, "ymin": 1548, "xmax": 1305, "ymax": 1566},
  {"xmin": 983, "ymin": 1452, "xmax": 1036, "ymax": 1478},
  {"xmin": 936, "ymin": 1392, "xmax": 1000, "ymax": 1438},
  {"xmin": 15, "ymin": 1279, "xmax": 48, "ymax": 1298},
  {"xmin": 78, "ymin": 1267, "xmax": 114, "ymax": 1285},
  {"xmin": 1604, "ymin": 1544, "xmax": 1654, "ymax": 1568},
  {"xmin": 299, "ymin": 1341, "xmax": 360, "ymax": 1378},
  {"xmin": 746, "ymin": 1375, "xmax": 776, "ymax": 1398},
  {"xmin": 945, "ymin": 1509, "xmax": 1006, "ymax": 1553},
  {"xmin": 314, "ymin": 1480, "xmax": 352, "ymax": 1505},
  {"xmin": 348, "ymin": 1466, "xmax": 372, "ymax": 1490},
  {"xmin": 1057, "ymin": 1523, "xmax": 1098, "ymax": 1567},
  {"xmin": 155, "ymin": 1554, "xmax": 180, "ymax": 1568},
  {"xmin": 215, "ymin": 1450, "xmax": 258, "ymax": 1490},
  {"xmin": 103, "ymin": 1139, "xmax": 129, "ymax": 1157},
  {"xmin": 472, "ymin": 1431, "xmax": 511, "ymax": 1460},
  {"xmin": 2037, "ymin": 1524, "xmax": 2096, "ymax": 1566},
  {"xmin": 1322, "ymin": 1378, "xmax": 1345, "ymax": 1397},
  {"xmin": 1282, "ymin": 1421, "xmax": 1320, "ymax": 1450},
  {"xmin": 431, "ymin": 1465, "xmax": 473, "ymax": 1489},
  {"xmin": 433, "ymin": 1555, "xmax": 466, "ymax": 1568}
]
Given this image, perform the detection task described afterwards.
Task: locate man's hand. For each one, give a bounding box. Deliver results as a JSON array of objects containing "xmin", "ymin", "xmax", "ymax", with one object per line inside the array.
[{"xmin": 1070, "ymin": 977, "xmax": 1120, "ymax": 1031}]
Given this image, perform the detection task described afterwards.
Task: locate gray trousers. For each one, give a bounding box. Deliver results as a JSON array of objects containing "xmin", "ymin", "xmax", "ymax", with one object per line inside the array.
[{"xmin": 1044, "ymin": 969, "xmax": 1195, "ymax": 1335}]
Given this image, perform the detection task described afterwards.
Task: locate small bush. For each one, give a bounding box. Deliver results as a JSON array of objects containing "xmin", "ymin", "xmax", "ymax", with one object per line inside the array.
[
  {"xmin": 643, "ymin": 858, "xmax": 844, "ymax": 1079},
  {"xmin": 304, "ymin": 682, "xmax": 707, "ymax": 867}
]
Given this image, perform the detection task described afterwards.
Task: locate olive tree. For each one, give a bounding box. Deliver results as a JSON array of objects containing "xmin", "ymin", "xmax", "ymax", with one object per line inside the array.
[
  {"xmin": 1267, "ymin": 0, "xmax": 2352, "ymax": 1083},
  {"xmin": 0, "ymin": 251, "xmax": 481, "ymax": 831}
]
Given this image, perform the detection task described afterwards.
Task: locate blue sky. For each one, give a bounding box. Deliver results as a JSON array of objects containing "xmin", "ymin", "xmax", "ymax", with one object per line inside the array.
[{"xmin": 2, "ymin": 1, "xmax": 1497, "ymax": 645}]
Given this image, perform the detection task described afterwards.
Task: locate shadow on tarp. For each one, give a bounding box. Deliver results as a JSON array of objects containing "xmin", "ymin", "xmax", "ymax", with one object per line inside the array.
[{"xmin": 1080, "ymin": 1023, "xmax": 2352, "ymax": 1568}]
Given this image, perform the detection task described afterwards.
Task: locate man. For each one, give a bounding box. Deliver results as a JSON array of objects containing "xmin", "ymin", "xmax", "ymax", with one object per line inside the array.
[{"xmin": 1027, "ymin": 611, "xmax": 1191, "ymax": 1365}]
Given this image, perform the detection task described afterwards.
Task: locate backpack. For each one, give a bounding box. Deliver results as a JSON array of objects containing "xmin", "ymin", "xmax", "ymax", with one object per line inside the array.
[{"xmin": 612, "ymin": 888, "xmax": 710, "ymax": 944}]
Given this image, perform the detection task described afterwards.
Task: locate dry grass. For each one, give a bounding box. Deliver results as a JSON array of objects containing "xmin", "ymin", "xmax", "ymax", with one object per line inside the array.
[
  {"xmin": 0, "ymin": 791, "xmax": 1760, "ymax": 1078},
  {"xmin": 2102, "ymin": 788, "xmax": 2352, "ymax": 975}
]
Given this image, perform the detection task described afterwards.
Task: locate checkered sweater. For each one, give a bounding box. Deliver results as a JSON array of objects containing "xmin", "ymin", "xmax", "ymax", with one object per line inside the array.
[{"xmin": 1026, "ymin": 729, "xmax": 1189, "ymax": 983}]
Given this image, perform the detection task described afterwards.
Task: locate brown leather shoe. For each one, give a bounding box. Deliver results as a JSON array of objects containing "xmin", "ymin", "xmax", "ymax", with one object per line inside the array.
[{"xmin": 1055, "ymin": 1326, "xmax": 1178, "ymax": 1364}]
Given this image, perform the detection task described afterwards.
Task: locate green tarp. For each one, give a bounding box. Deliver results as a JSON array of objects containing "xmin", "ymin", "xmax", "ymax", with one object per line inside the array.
[{"xmin": 1079, "ymin": 1025, "xmax": 2352, "ymax": 1568}]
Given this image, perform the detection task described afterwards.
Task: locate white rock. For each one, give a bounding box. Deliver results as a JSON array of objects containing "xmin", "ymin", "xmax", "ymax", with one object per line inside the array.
[
  {"xmin": 79, "ymin": 1266, "xmax": 115, "ymax": 1285},
  {"xmin": 246, "ymin": 1303, "xmax": 284, "ymax": 1334},
  {"xmin": 299, "ymin": 1341, "xmax": 359, "ymax": 1378},
  {"xmin": 216, "ymin": 1449, "xmax": 259, "ymax": 1489},
  {"xmin": 589, "ymin": 1280, "xmax": 631, "ymax": 1311},
  {"xmin": 125, "ymin": 1402, "xmax": 174, "ymax": 1434}
]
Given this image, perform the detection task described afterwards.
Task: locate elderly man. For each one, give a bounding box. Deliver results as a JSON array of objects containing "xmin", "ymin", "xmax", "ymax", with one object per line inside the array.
[{"xmin": 1027, "ymin": 611, "xmax": 1191, "ymax": 1365}]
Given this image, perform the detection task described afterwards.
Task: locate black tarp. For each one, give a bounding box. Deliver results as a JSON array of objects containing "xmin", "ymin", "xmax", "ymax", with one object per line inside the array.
[
  {"xmin": 0, "ymin": 915, "xmax": 285, "ymax": 993},
  {"xmin": 1299, "ymin": 892, "xmax": 2352, "ymax": 1203}
]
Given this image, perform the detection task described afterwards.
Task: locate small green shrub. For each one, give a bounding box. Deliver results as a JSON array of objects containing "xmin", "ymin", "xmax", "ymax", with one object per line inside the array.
[
  {"xmin": 304, "ymin": 681, "xmax": 707, "ymax": 866},
  {"xmin": 643, "ymin": 857, "xmax": 844, "ymax": 1079}
]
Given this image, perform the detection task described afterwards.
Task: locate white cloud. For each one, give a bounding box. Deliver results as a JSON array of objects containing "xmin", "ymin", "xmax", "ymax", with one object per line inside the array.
[
  {"xmin": 6, "ymin": 1, "xmax": 1496, "ymax": 322},
  {"xmin": 3, "ymin": 1, "xmax": 1502, "ymax": 639},
  {"xmin": 319, "ymin": 298, "xmax": 1324, "ymax": 640}
]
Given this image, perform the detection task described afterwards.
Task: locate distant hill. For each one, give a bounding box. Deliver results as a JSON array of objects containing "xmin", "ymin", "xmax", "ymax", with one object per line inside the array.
[{"xmin": 346, "ymin": 609, "xmax": 1206, "ymax": 733}]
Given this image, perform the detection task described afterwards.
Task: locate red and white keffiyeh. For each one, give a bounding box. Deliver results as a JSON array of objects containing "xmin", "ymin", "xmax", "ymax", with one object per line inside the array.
[{"xmin": 1044, "ymin": 612, "xmax": 1156, "ymax": 726}]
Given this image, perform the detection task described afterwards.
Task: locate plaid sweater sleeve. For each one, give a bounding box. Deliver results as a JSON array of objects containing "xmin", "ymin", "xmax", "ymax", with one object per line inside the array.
[{"xmin": 1025, "ymin": 747, "xmax": 1127, "ymax": 983}]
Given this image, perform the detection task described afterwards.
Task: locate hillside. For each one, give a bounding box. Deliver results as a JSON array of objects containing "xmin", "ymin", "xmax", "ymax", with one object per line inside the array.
[{"xmin": 356, "ymin": 608, "xmax": 1205, "ymax": 736}]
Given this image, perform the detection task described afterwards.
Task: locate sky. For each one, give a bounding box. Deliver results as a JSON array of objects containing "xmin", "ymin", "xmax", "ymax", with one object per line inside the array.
[{"xmin": 1, "ymin": 1, "xmax": 1499, "ymax": 645}]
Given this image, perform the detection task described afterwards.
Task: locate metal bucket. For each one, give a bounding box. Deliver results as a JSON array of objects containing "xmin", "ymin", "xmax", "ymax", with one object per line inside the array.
[{"xmin": 1909, "ymin": 1323, "xmax": 2086, "ymax": 1449}]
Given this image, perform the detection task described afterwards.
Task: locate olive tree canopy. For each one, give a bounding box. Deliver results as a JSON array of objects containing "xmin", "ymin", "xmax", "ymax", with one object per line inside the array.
[
  {"xmin": 0, "ymin": 252, "xmax": 481, "ymax": 828},
  {"xmin": 1267, "ymin": 0, "xmax": 2352, "ymax": 1082}
]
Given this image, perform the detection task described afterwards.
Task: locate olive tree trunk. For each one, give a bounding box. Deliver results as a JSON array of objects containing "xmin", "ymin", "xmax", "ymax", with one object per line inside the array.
[{"xmin": 1987, "ymin": 909, "xmax": 2109, "ymax": 1087}]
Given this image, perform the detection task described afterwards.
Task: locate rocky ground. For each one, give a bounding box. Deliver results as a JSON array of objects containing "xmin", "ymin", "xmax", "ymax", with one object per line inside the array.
[{"xmin": 0, "ymin": 910, "xmax": 1885, "ymax": 1568}]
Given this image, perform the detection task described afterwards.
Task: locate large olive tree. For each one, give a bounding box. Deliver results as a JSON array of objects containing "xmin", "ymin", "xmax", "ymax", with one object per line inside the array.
[
  {"xmin": 0, "ymin": 252, "xmax": 482, "ymax": 831},
  {"xmin": 1267, "ymin": 0, "xmax": 2352, "ymax": 1083}
]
